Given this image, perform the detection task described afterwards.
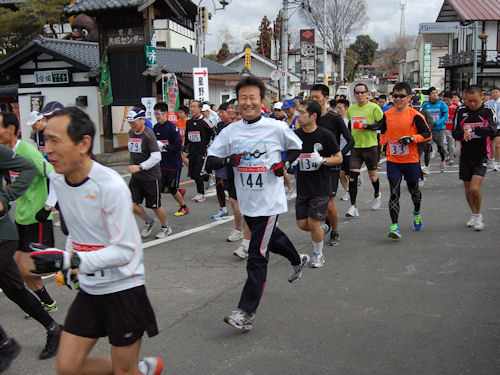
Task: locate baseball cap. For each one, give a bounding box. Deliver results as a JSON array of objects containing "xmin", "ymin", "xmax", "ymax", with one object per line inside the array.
[
  {"xmin": 202, "ymin": 104, "xmax": 211, "ymax": 112},
  {"xmin": 125, "ymin": 107, "xmax": 146, "ymax": 122},
  {"xmin": 410, "ymin": 97, "xmax": 421, "ymax": 107},
  {"xmin": 25, "ymin": 111, "xmax": 43, "ymax": 126},
  {"xmin": 282, "ymin": 99, "xmax": 296, "ymax": 109},
  {"xmin": 273, "ymin": 102, "xmax": 283, "ymax": 110},
  {"xmin": 40, "ymin": 101, "xmax": 64, "ymax": 116}
]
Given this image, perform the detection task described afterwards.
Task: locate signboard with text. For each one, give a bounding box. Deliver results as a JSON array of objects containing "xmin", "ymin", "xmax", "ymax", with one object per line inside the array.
[
  {"xmin": 108, "ymin": 27, "xmax": 145, "ymax": 47},
  {"xmin": 300, "ymin": 29, "xmax": 316, "ymax": 90},
  {"xmin": 422, "ymin": 43, "xmax": 432, "ymax": 88},
  {"xmin": 419, "ymin": 22, "xmax": 460, "ymax": 34},
  {"xmin": 35, "ymin": 70, "xmax": 69, "ymax": 85},
  {"xmin": 193, "ymin": 67, "xmax": 209, "ymax": 102}
]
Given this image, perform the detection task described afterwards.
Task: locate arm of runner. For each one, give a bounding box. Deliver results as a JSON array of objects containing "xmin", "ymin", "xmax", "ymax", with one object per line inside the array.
[
  {"xmin": 436, "ymin": 102, "xmax": 449, "ymax": 128},
  {"xmin": 377, "ymin": 115, "xmax": 387, "ymax": 134},
  {"xmin": 338, "ymin": 117, "xmax": 354, "ymax": 156},
  {"xmin": 0, "ymin": 145, "xmax": 36, "ymax": 207},
  {"xmin": 474, "ymin": 107, "xmax": 496, "ymax": 137},
  {"xmin": 139, "ymin": 151, "xmax": 161, "ymax": 171},
  {"xmin": 412, "ymin": 115, "xmax": 432, "ymax": 143},
  {"xmin": 168, "ymin": 125, "xmax": 182, "ymax": 153},
  {"xmin": 451, "ymin": 109, "xmax": 465, "ymax": 141},
  {"xmin": 324, "ymin": 151, "xmax": 343, "ymax": 167}
]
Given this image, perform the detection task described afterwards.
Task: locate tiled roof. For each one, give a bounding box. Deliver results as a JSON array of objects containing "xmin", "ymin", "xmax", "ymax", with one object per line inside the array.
[
  {"xmin": 437, "ymin": 0, "xmax": 500, "ymax": 21},
  {"xmin": 157, "ymin": 48, "xmax": 238, "ymax": 75},
  {"xmin": 0, "ymin": 0, "xmax": 24, "ymax": 4},
  {"xmin": 63, "ymin": 0, "xmax": 145, "ymax": 15}
]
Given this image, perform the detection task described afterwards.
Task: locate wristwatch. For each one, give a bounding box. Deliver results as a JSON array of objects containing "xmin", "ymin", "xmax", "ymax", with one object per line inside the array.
[{"xmin": 138, "ymin": 164, "xmax": 143, "ymax": 171}]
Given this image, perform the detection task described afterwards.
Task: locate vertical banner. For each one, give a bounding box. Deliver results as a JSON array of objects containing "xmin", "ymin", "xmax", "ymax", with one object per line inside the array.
[
  {"xmin": 145, "ymin": 29, "xmax": 157, "ymax": 67},
  {"xmin": 300, "ymin": 29, "xmax": 316, "ymax": 90},
  {"xmin": 193, "ymin": 67, "xmax": 209, "ymax": 102},
  {"xmin": 141, "ymin": 97, "xmax": 157, "ymax": 125},
  {"xmin": 99, "ymin": 50, "xmax": 113, "ymax": 106},
  {"xmin": 163, "ymin": 73, "xmax": 180, "ymax": 122},
  {"xmin": 30, "ymin": 95, "xmax": 44, "ymax": 112},
  {"xmin": 245, "ymin": 48, "xmax": 252, "ymax": 70},
  {"xmin": 422, "ymin": 43, "xmax": 432, "ymax": 88}
]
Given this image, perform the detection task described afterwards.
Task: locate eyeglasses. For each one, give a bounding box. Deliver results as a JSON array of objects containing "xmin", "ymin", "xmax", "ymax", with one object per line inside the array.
[
  {"xmin": 153, "ymin": 112, "xmax": 164, "ymax": 116},
  {"xmin": 393, "ymin": 94, "xmax": 408, "ymax": 99},
  {"xmin": 354, "ymin": 90, "xmax": 367, "ymax": 95},
  {"xmin": 274, "ymin": 109, "xmax": 283, "ymax": 111}
]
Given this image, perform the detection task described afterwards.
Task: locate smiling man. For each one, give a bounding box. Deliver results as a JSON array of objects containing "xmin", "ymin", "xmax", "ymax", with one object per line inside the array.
[{"xmin": 207, "ymin": 77, "xmax": 309, "ymax": 331}]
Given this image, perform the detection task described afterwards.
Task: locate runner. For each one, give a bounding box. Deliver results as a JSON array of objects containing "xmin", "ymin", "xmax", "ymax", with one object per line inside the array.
[
  {"xmin": 294, "ymin": 100, "xmax": 342, "ymax": 267},
  {"xmin": 176, "ymin": 105, "xmax": 189, "ymax": 168},
  {"xmin": 0, "ymin": 112, "xmax": 58, "ymax": 317},
  {"xmin": 184, "ymin": 100, "xmax": 214, "ymax": 202},
  {"xmin": 31, "ymin": 101, "xmax": 64, "ymax": 159},
  {"xmin": 376, "ymin": 82, "xmax": 431, "ymax": 239},
  {"xmin": 484, "ymin": 87, "xmax": 500, "ymax": 171},
  {"xmin": 451, "ymin": 85, "xmax": 496, "ymax": 231},
  {"xmin": 422, "ymin": 87, "xmax": 449, "ymax": 172},
  {"xmin": 207, "ymin": 77, "xmax": 309, "ymax": 330},
  {"xmin": 346, "ymin": 83, "xmax": 384, "ymax": 217},
  {"xmin": 336, "ymin": 99, "xmax": 352, "ymax": 201},
  {"xmin": 0, "ymin": 141, "xmax": 62, "ymax": 362},
  {"xmin": 442, "ymin": 91, "xmax": 459, "ymax": 166},
  {"xmin": 409, "ymin": 97, "xmax": 433, "ymax": 186},
  {"xmin": 310, "ymin": 84, "xmax": 354, "ymax": 246},
  {"xmin": 126, "ymin": 107, "xmax": 172, "ymax": 239},
  {"xmin": 29, "ymin": 107, "xmax": 163, "ymax": 375},
  {"xmin": 153, "ymin": 102, "xmax": 189, "ymax": 217}
]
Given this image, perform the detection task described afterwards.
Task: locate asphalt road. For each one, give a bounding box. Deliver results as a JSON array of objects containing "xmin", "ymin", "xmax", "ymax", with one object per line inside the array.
[{"xmin": 2, "ymin": 156, "xmax": 500, "ymax": 375}]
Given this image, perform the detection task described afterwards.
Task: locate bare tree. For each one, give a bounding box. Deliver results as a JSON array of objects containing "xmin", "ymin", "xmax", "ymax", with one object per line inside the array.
[
  {"xmin": 216, "ymin": 28, "xmax": 242, "ymax": 52},
  {"xmin": 299, "ymin": 0, "xmax": 368, "ymax": 54},
  {"xmin": 378, "ymin": 35, "xmax": 416, "ymax": 73}
]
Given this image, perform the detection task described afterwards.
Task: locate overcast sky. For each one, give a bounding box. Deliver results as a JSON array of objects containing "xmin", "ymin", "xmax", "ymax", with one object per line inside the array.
[{"xmin": 204, "ymin": 0, "xmax": 444, "ymax": 52}]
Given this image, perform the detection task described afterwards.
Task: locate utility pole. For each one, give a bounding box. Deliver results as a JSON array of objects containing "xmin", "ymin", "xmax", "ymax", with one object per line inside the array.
[
  {"xmin": 323, "ymin": 0, "xmax": 327, "ymax": 85},
  {"xmin": 280, "ymin": 0, "xmax": 288, "ymax": 100},
  {"xmin": 472, "ymin": 21, "xmax": 478, "ymax": 85},
  {"xmin": 400, "ymin": 0, "xmax": 406, "ymax": 39},
  {"xmin": 340, "ymin": 15, "xmax": 345, "ymax": 84}
]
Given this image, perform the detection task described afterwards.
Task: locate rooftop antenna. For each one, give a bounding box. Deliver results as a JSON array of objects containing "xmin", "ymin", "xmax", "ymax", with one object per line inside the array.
[{"xmin": 400, "ymin": 0, "xmax": 406, "ymax": 38}]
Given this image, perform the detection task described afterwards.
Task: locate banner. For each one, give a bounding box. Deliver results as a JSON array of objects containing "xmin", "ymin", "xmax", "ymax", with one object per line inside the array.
[
  {"xmin": 99, "ymin": 50, "xmax": 113, "ymax": 106},
  {"xmin": 163, "ymin": 73, "xmax": 180, "ymax": 122},
  {"xmin": 245, "ymin": 48, "xmax": 251, "ymax": 70},
  {"xmin": 145, "ymin": 29, "xmax": 157, "ymax": 67},
  {"xmin": 422, "ymin": 43, "xmax": 432, "ymax": 88},
  {"xmin": 300, "ymin": 29, "xmax": 316, "ymax": 90}
]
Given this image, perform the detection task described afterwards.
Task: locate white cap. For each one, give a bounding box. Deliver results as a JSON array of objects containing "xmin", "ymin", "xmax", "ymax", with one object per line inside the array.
[
  {"xmin": 25, "ymin": 111, "xmax": 43, "ymax": 126},
  {"xmin": 273, "ymin": 102, "xmax": 283, "ymax": 110},
  {"xmin": 202, "ymin": 104, "xmax": 211, "ymax": 112},
  {"xmin": 125, "ymin": 107, "xmax": 146, "ymax": 122}
]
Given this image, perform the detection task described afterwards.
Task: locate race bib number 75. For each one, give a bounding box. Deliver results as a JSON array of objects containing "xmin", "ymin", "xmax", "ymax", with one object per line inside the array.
[{"xmin": 237, "ymin": 166, "xmax": 267, "ymax": 190}]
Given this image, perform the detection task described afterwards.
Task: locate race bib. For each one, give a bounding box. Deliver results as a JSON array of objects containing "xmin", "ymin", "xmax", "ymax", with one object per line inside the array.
[
  {"xmin": 298, "ymin": 153, "xmax": 320, "ymax": 171},
  {"xmin": 352, "ymin": 116, "xmax": 367, "ymax": 130},
  {"xmin": 8, "ymin": 171, "xmax": 19, "ymax": 183},
  {"xmin": 188, "ymin": 131, "xmax": 201, "ymax": 142},
  {"xmin": 128, "ymin": 138, "xmax": 142, "ymax": 153},
  {"xmin": 237, "ymin": 166, "xmax": 267, "ymax": 190},
  {"xmin": 388, "ymin": 140, "xmax": 409, "ymax": 156},
  {"xmin": 431, "ymin": 113, "xmax": 440, "ymax": 122}
]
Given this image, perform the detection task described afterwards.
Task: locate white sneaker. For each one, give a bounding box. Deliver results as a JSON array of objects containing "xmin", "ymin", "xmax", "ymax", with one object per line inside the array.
[
  {"xmin": 141, "ymin": 218, "xmax": 158, "ymax": 238},
  {"xmin": 139, "ymin": 356, "xmax": 163, "ymax": 375},
  {"xmin": 288, "ymin": 254, "xmax": 309, "ymax": 283},
  {"xmin": 487, "ymin": 159, "xmax": 495, "ymax": 171},
  {"xmin": 419, "ymin": 179, "xmax": 425, "ymax": 187},
  {"xmin": 227, "ymin": 229, "xmax": 243, "ymax": 242},
  {"xmin": 310, "ymin": 252, "xmax": 325, "ymax": 268},
  {"xmin": 285, "ymin": 186, "xmax": 296, "ymax": 200},
  {"xmin": 233, "ymin": 243, "xmax": 249, "ymax": 259},
  {"xmin": 193, "ymin": 194, "xmax": 205, "ymax": 202},
  {"xmin": 440, "ymin": 161, "xmax": 446, "ymax": 172},
  {"xmin": 345, "ymin": 205, "xmax": 359, "ymax": 217},
  {"xmin": 155, "ymin": 225, "xmax": 172, "ymax": 239},
  {"xmin": 421, "ymin": 166, "xmax": 429, "ymax": 175},
  {"xmin": 474, "ymin": 215, "xmax": 485, "ymax": 231},
  {"xmin": 371, "ymin": 193, "xmax": 381, "ymax": 210},
  {"xmin": 466, "ymin": 215, "xmax": 475, "ymax": 227},
  {"xmin": 357, "ymin": 175, "xmax": 363, "ymax": 187},
  {"xmin": 340, "ymin": 192, "xmax": 350, "ymax": 201}
]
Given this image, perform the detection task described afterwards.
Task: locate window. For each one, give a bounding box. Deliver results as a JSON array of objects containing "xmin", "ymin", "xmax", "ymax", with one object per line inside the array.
[
  {"xmin": 452, "ymin": 38, "xmax": 458, "ymax": 54},
  {"xmin": 295, "ymin": 61, "xmax": 300, "ymax": 74},
  {"xmin": 466, "ymin": 33, "xmax": 472, "ymax": 51}
]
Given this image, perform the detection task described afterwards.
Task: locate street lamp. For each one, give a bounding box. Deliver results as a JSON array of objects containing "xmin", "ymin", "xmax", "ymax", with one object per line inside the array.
[{"xmin": 196, "ymin": 0, "xmax": 230, "ymax": 67}]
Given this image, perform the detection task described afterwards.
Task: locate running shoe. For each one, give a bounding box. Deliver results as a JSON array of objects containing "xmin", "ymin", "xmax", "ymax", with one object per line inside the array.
[
  {"xmin": 345, "ymin": 205, "xmax": 359, "ymax": 217},
  {"xmin": 487, "ymin": 159, "xmax": 496, "ymax": 171},
  {"xmin": 233, "ymin": 243, "xmax": 249, "ymax": 259},
  {"xmin": 310, "ymin": 252, "xmax": 325, "ymax": 268},
  {"xmin": 388, "ymin": 223, "xmax": 401, "ymax": 239},
  {"xmin": 25, "ymin": 301, "xmax": 58, "ymax": 320},
  {"xmin": 227, "ymin": 229, "xmax": 243, "ymax": 242},
  {"xmin": 340, "ymin": 191, "xmax": 350, "ymax": 201},
  {"xmin": 430, "ymin": 150, "xmax": 435, "ymax": 159},
  {"xmin": 0, "ymin": 338, "xmax": 21, "ymax": 373},
  {"xmin": 138, "ymin": 356, "xmax": 164, "ymax": 375},
  {"xmin": 321, "ymin": 221, "xmax": 331, "ymax": 236},
  {"xmin": 224, "ymin": 309, "xmax": 255, "ymax": 330},
  {"xmin": 448, "ymin": 159, "xmax": 454, "ymax": 166},
  {"xmin": 357, "ymin": 175, "xmax": 363, "ymax": 186},
  {"xmin": 285, "ymin": 186, "xmax": 295, "ymax": 200},
  {"xmin": 39, "ymin": 324, "xmax": 62, "ymax": 360},
  {"xmin": 328, "ymin": 231, "xmax": 340, "ymax": 246},
  {"xmin": 440, "ymin": 161, "xmax": 446, "ymax": 172},
  {"xmin": 193, "ymin": 194, "xmax": 206, "ymax": 202},
  {"xmin": 421, "ymin": 166, "xmax": 430, "ymax": 175},
  {"xmin": 418, "ymin": 179, "xmax": 425, "ymax": 187},
  {"xmin": 174, "ymin": 206, "xmax": 189, "ymax": 216},
  {"xmin": 474, "ymin": 215, "xmax": 485, "ymax": 231},
  {"xmin": 371, "ymin": 193, "xmax": 381, "ymax": 210},
  {"xmin": 466, "ymin": 215, "xmax": 475, "ymax": 227},
  {"xmin": 288, "ymin": 254, "xmax": 310, "ymax": 283},
  {"xmin": 155, "ymin": 225, "xmax": 172, "ymax": 239},
  {"xmin": 212, "ymin": 209, "xmax": 229, "ymax": 220},
  {"xmin": 141, "ymin": 219, "xmax": 158, "ymax": 238},
  {"xmin": 413, "ymin": 212, "xmax": 423, "ymax": 231}
]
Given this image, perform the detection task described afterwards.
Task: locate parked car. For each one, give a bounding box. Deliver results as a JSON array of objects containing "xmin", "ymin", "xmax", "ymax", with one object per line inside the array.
[{"xmin": 336, "ymin": 85, "xmax": 348, "ymax": 96}]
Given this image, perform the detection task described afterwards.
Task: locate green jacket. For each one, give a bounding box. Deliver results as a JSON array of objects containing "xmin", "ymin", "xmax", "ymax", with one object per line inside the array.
[{"xmin": 0, "ymin": 144, "xmax": 36, "ymax": 240}]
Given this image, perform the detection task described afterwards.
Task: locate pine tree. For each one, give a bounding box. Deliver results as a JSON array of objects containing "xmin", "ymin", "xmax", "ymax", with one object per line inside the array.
[
  {"xmin": 216, "ymin": 42, "xmax": 230, "ymax": 63},
  {"xmin": 256, "ymin": 16, "xmax": 272, "ymax": 58}
]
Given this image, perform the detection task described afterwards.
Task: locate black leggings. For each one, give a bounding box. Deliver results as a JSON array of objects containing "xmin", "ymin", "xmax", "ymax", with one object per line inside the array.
[
  {"xmin": 215, "ymin": 177, "xmax": 227, "ymax": 208},
  {"xmin": 188, "ymin": 154, "xmax": 205, "ymax": 194},
  {"xmin": 388, "ymin": 179, "xmax": 421, "ymax": 224}
]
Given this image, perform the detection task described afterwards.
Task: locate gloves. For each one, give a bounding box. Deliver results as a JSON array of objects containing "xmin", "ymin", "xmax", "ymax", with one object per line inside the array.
[
  {"xmin": 55, "ymin": 269, "xmax": 79, "ymax": 290},
  {"xmin": 226, "ymin": 153, "xmax": 245, "ymax": 167},
  {"xmin": 271, "ymin": 161, "xmax": 285, "ymax": 177},
  {"xmin": 310, "ymin": 148, "xmax": 325, "ymax": 166},
  {"xmin": 182, "ymin": 145, "xmax": 189, "ymax": 153},
  {"xmin": 29, "ymin": 243, "xmax": 79, "ymax": 275},
  {"xmin": 398, "ymin": 136, "xmax": 414, "ymax": 146},
  {"xmin": 35, "ymin": 206, "xmax": 52, "ymax": 222},
  {"xmin": 162, "ymin": 144, "xmax": 169, "ymax": 151}
]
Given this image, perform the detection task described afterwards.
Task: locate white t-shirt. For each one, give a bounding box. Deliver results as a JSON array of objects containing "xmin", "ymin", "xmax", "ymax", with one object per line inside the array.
[
  {"xmin": 49, "ymin": 162, "xmax": 145, "ymax": 295},
  {"xmin": 207, "ymin": 117, "xmax": 302, "ymax": 217}
]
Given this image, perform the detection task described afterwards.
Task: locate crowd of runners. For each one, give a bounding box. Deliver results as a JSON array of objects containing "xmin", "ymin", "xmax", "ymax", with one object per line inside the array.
[{"xmin": 0, "ymin": 76, "xmax": 497, "ymax": 374}]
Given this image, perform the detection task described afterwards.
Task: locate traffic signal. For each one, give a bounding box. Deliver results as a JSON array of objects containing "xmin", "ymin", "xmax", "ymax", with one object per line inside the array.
[{"xmin": 200, "ymin": 6, "xmax": 208, "ymax": 34}]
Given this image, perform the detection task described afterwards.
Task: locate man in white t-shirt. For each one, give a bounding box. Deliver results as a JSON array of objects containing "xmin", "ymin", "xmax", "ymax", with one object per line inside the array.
[{"xmin": 207, "ymin": 77, "xmax": 309, "ymax": 331}]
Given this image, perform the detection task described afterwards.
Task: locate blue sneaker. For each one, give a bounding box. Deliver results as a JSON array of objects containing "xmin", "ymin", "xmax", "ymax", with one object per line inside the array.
[
  {"xmin": 212, "ymin": 209, "xmax": 229, "ymax": 220},
  {"xmin": 388, "ymin": 223, "xmax": 401, "ymax": 239},
  {"xmin": 413, "ymin": 212, "xmax": 423, "ymax": 231}
]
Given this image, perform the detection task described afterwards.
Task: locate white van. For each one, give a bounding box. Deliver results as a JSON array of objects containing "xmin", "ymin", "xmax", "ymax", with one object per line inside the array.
[{"xmin": 336, "ymin": 86, "xmax": 348, "ymax": 96}]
